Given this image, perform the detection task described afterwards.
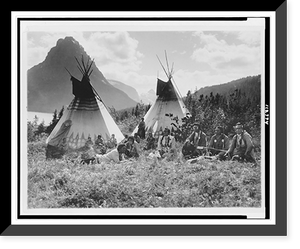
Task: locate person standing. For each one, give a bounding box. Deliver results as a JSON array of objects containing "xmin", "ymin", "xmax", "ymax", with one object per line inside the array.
[{"xmin": 137, "ymin": 117, "xmax": 146, "ymax": 139}]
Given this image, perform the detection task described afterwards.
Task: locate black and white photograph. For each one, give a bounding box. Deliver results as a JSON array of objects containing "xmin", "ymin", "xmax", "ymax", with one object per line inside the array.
[{"xmin": 7, "ymin": 7, "xmax": 287, "ymax": 237}]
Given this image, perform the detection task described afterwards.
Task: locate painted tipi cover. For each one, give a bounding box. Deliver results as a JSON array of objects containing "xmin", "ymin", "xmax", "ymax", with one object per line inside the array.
[{"xmin": 46, "ymin": 57, "xmax": 124, "ymax": 151}]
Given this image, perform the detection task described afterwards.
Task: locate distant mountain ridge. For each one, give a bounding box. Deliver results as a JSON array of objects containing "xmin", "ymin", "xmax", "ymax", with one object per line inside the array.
[
  {"xmin": 27, "ymin": 36, "xmax": 137, "ymax": 113},
  {"xmin": 140, "ymin": 89, "xmax": 156, "ymax": 104},
  {"xmin": 193, "ymin": 75, "xmax": 261, "ymax": 98},
  {"xmin": 107, "ymin": 79, "xmax": 140, "ymax": 103}
]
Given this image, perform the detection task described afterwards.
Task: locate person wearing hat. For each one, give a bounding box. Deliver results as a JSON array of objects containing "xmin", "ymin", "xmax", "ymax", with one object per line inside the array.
[
  {"xmin": 208, "ymin": 126, "xmax": 229, "ymax": 160},
  {"xmin": 157, "ymin": 127, "xmax": 176, "ymax": 159},
  {"xmin": 224, "ymin": 122, "xmax": 256, "ymax": 164},
  {"xmin": 182, "ymin": 122, "xmax": 207, "ymax": 159}
]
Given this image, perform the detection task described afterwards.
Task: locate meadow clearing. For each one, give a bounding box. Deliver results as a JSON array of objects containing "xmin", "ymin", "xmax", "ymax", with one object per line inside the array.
[{"xmin": 27, "ymin": 139, "xmax": 261, "ymax": 209}]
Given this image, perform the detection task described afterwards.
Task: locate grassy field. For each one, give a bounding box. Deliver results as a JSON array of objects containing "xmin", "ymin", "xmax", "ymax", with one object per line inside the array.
[{"xmin": 27, "ymin": 140, "xmax": 261, "ymax": 209}]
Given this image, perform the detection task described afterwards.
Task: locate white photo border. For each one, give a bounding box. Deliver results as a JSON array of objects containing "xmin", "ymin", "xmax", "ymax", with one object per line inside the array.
[{"xmin": 6, "ymin": 6, "xmax": 286, "ymax": 235}]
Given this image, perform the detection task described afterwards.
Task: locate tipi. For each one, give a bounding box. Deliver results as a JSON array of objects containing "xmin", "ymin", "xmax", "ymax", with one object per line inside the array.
[
  {"xmin": 134, "ymin": 53, "xmax": 189, "ymax": 134},
  {"xmin": 46, "ymin": 57, "xmax": 124, "ymax": 153}
]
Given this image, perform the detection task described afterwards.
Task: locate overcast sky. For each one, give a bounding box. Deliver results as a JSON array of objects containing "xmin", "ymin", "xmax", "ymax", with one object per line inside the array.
[{"xmin": 27, "ymin": 26, "xmax": 262, "ymax": 96}]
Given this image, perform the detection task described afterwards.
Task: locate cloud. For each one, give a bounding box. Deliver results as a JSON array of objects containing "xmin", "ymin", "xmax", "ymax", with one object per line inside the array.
[
  {"xmin": 191, "ymin": 31, "xmax": 261, "ymax": 75},
  {"xmin": 236, "ymin": 31, "xmax": 261, "ymax": 46},
  {"xmin": 27, "ymin": 31, "xmax": 143, "ymax": 73},
  {"xmin": 27, "ymin": 31, "xmax": 150, "ymax": 95},
  {"xmin": 83, "ymin": 32, "xmax": 143, "ymax": 70}
]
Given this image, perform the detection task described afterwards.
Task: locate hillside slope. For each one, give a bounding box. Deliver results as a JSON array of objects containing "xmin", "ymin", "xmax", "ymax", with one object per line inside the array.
[
  {"xmin": 107, "ymin": 79, "xmax": 140, "ymax": 102},
  {"xmin": 194, "ymin": 75, "xmax": 261, "ymax": 99}
]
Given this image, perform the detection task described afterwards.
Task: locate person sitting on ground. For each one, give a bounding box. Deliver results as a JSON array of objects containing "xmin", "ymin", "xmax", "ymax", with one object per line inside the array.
[
  {"xmin": 94, "ymin": 134, "xmax": 106, "ymax": 154},
  {"xmin": 95, "ymin": 134, "xmax": 104, "ymax": 146},
  {"xmin": 144, "ymin": 131, "xmax": 156, "ymax": 150},
  {"xmin": 208, "ymin": 126, "xmax": 229, "ymax": 160},
  {"xmin": 182, "ymin": 123, "xmax": 207, "ymax": 159},
  {"xmin": 80, "ymin": 142, "xmax": 97, "ymax": 164},
  {"xmin": 84, "ymin": 136, "xmax": 93, "ymax": 148},
  {"xmin": 153, "ymin": 131, "xmax": 160, "ymax": 144},
  {"xmin": 121, "ymin": 134, "xmax": 129, "ymax": 144},
  {"xmin": 96, "ymin": 143, "xmax": 127, "ymax": 163},
  {"xmin": 124, "ymin": 136, "xmax": 140, "ymax": 159},
  {"xmin": 107, "ymin": 134, "xmax": 117, "ymax": 149},
  {"xmin": 134, "ymin": 132, "xmax": 141, "ymax": 143},
  {"xmin": 224, "ymin": 122, "xmax": 257, "ymax": 164},
  {"xmin": 157, "ymin": 128, "xmax": 176, "ymax": 159}
]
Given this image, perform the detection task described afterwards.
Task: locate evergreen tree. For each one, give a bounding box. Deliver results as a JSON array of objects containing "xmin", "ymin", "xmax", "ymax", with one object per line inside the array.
[
  {"xmin": 36, "ymin": 121, "xmax": 46, "ymax": 136},
  {"xmin": 45, "ymin": 109, "xmax": 58, "ymax": 134},
  {"xmin": 134, "ymin": 104, "xmax": 139, "ymax": 117},
  {"xmin": 27, "ymin": 121, "xmax": 36, "ymax": 142},
  {"xmin": 58, "ymin": 106, "xmax": 64, "ymax": 119}
]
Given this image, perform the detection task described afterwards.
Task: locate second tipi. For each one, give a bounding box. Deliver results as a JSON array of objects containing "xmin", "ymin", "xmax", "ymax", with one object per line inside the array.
[{"xmin": 134, "ymin": 54, "xmax": 190, "ymax": 134}]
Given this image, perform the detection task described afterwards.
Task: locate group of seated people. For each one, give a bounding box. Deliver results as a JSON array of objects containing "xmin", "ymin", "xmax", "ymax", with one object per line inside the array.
[
  {"xmin": 80, "ymin": 121, "xmax": 257, "ymax": 165},
  {"xmin": 182, "ymin": 122, "xmax": 257, "ymax": 164},
  {"xmin": 81, "ymin": 134, "xmax": 140, "ymax": 164}
]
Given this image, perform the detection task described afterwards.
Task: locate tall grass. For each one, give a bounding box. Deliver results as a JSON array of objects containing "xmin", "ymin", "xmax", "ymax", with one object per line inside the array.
[{"xmin": 28, "ymin": 141, "xmax": 261, "ymax": 208}]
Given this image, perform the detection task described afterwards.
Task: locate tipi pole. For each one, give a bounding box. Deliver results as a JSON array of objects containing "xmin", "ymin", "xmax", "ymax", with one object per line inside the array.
[
  {"xmin": 75, "ymin": 57, "xmax": 85, "ymax": 74},
  {"xmin": 170, "ymin": 75, "xmax": 184, "ymax": 100},
  {"xmin": 77, "ymin": 65, "xmax": 84, "ymax": 75},
  {"xmin": 64, "ymin": 67, "xmax": 72, "ymax": 77},
  {"xmin": 156, "ymin": 54, "xmax": 169, "ymax": 79},
  {"xmin": 165, "ymin": 50, "xmax": 170, "ymax": 77},
  {"xmin": 89, "ymin": 82, "xmax": 111, "ymax": 112},
  {"xmin": 86, "ymin": 59, "xmax": 94, "ymax": 75},
  {"xmin": 88, "ymin": 69, "xmax": 93, "ymax": 77},
  {"xmin": 81, "ymin": 55, "xmax": 87, "ymax": 72}
]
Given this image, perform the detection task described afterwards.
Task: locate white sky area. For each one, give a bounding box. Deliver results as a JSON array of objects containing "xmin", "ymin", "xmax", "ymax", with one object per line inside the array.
[{"xmin": 26, "ymin": 20, "xmax": 263, "ymax": 96}]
